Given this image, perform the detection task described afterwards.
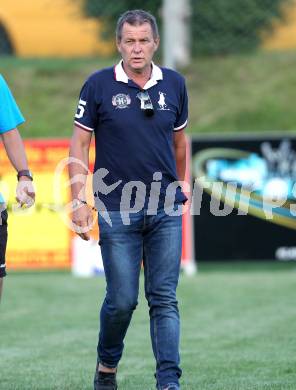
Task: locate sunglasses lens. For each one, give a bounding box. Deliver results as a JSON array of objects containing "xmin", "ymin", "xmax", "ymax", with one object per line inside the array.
[{"xmin": 137, "ymin": 91, "xmax": 154, "ymax": 116}]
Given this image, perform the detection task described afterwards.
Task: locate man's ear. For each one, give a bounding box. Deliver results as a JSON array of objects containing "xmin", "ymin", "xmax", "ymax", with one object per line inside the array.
[
  {"xmin": 154, "ymin": 37, "xmax": 160, "ymax": 51},
  {"xmin": 116, "ymin": 40, "xmax": 122, "ymax": 54}
]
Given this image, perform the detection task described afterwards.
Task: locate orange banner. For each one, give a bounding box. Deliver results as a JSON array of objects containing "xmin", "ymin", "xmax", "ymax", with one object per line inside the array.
[{"xmin": 0, "ymin": 139, "xmax": 74, "ymax": 269}]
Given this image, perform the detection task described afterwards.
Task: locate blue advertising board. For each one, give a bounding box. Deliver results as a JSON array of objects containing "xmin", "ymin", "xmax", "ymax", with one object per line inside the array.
[{"xmin": 191, "ymin": 133, "xmax": 296, "ymax": 261}]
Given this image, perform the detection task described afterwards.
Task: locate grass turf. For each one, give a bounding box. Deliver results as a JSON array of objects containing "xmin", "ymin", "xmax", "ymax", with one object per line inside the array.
[
  {"xmin": 1, "ymin": 50, "xmax": 296, "ymax": 138},
  {"xmin": 1, "ymin": 263, "xmax": 296, "ymax": 389}
]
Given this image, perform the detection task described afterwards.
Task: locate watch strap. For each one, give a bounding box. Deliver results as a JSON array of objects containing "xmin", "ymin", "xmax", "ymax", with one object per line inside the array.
[{"xmin": 17, "ymin": 170, "xmax": 33, "ymax": 181}]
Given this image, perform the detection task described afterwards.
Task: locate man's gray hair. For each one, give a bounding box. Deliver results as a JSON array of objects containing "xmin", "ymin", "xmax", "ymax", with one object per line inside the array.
[{"xmin": 116, "ymin": 9, "xmax": 159, "ymax": 42}]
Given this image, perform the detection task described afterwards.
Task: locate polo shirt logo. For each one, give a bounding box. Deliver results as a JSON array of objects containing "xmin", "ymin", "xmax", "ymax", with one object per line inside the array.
[
  {"xmin": 157, "ymin": 91, "xmax": 170, "ymax": 111},
  {"xmin": 112, "ymin": 93, "xmax": 131, "ymax": 109}
]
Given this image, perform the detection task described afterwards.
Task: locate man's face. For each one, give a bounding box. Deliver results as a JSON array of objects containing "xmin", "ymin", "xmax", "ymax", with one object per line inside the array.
[{"xmin": 117, "ymin": 22, "xmax": 159, "ymax": 74}]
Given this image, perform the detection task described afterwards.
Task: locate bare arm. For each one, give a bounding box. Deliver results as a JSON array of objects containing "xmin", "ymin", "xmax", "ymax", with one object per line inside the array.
[
  {"xmin": 68, "ymin": 126, "xmax": 93, "ymax": 240},
  {"xmin": 1, "ymin": 128, "xmax": 29, "ymax": 172},
  {"xmin": 69, "ymin": 126, "xmax": 92, "ymax": 199},
  {"xmin": 0, "ymin": 128, "xmax": 35, "ymax": 206},
  {"xmin": 173, "ymin": 130, "xmax": 187, "ymax": 182}
]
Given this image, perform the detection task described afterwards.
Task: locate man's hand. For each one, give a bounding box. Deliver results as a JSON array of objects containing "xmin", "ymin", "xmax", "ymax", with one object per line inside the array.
[
  {"xmin": 16, "ymin": 177, "xmax": 35, "ymax": 208},
  {"xmin": 71, "ymin": 202, "xmax": 93, "ymax": 241}
]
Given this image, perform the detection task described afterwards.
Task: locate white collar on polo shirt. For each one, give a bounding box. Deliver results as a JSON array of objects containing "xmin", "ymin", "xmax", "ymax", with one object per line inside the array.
[{"xmin": 114, "ymin": 60, "xmax": 163, "ymax": 90}]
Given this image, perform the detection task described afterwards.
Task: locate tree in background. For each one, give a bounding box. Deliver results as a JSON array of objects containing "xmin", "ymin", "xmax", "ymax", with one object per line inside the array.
[
  {"xmin": 192, "ymin": 0, "xmax": 292, "ymax": 55},
  {"xmin": 82, "ymin": 0, "xmax": 162, "ymax": 39},
  {"xmin": 81, "ymin": 0, "xmax": 292, "ymax": 55}
]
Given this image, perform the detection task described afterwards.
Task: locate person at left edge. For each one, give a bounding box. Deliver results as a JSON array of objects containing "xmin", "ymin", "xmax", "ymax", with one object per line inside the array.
[{"xmin": 0, "ymin": 74, "xmax": 35, "ymax": 301}]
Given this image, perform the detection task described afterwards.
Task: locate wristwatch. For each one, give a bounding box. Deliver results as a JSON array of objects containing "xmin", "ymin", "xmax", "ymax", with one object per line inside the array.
[
  {"xmin": 72, "ymin": 199, "xmax": 87, "ymax": 208},
  {"xmin": 17, "ymin": 170, "xmax": 33, "ymax": 181}
]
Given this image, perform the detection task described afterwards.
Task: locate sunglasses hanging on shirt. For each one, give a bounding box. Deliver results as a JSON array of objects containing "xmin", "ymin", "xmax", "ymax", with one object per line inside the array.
[{"xmin": 136, "ymin": 91, "xmax": 154, "ymax": 117}]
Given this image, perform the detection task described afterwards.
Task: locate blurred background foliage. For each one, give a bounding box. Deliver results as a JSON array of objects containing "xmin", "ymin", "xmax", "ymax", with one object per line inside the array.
[
  {"xmin": 82, "ymin": 0, "xmax": 291, "ymax": 54},
  {"xmin": 82, "ymin": 0, "xmax": 162, "ymax": 39},
  {"xmin": 191, "ymin": 0, "xmax": 292, "ymax": 55}
]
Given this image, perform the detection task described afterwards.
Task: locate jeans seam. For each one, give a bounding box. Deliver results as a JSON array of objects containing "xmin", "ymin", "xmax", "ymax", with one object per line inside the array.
[
  {"xmin": 145, "ymin": 248, "xmax": 160, "ymax": 386},
  {"xmin": 151, "ymin": 261, "xmax": 160, "ymax": 387},
  {"xmin": 154, "ymin": 315, "xmax": 160, "ymax": 385}
]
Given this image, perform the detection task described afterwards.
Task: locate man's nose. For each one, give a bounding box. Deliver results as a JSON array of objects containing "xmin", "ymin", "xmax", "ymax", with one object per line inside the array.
[{"xmin": 132, "ymin": 42, "xmax": 142, "ymax": 53}]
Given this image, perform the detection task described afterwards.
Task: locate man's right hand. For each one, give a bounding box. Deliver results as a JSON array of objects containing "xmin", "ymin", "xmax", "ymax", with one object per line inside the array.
[
  {"xmin": 16, "ymin": 177, "xmax": 35, "ymax": 208},
  {"xmin": 71, "ymin": 202, "xmax": 93, "ymax": 241}
]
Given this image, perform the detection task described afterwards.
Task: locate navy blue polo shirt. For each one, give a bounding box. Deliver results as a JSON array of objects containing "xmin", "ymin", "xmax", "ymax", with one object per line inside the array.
[{"xmin": 74, "ymin": 61, "xmax": 188, "ymax": 211}]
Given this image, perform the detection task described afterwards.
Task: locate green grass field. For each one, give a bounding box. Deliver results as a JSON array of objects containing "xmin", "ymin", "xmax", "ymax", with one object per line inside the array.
[
  {"xmin": 1, "ymin": 263, "xmax": 296, "ymax": 390},
  {"xmin": 1, "ymin": 50, "xmax": 296, "ymax": 137}
]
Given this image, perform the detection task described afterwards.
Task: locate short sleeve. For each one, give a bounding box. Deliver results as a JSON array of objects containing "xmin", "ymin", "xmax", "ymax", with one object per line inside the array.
[
  {"xmin": 74, "ymin": 79, "xmax": 98, "ymax": 132},
  {"xmin": 0, "ymin": 75, "xmax": 25, "ymax": 134},
  {"xmin": 174, "ymin": 77, "xmax": 188, "ymax": 132}
]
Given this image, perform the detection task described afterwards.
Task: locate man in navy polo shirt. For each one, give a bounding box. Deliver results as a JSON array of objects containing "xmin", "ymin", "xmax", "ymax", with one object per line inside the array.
[
  {"xmin": 0, "ymin": 75, "xmax": 35, "ymax": 301},
  {"xmin": 69, "ymin": 9, "xmax": 188, "ymax": 390}
]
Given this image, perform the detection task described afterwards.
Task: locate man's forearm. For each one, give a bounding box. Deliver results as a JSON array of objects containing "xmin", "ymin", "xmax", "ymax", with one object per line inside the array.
[
  {"xmin": 69, "ymin": 137, "xmax": 90, "ymax": 201},
  {"xmin": 173, "ymin": 131, "xmax": 187, "ymax": 182},
  {"xmin": 0, "ymin": 129, "xmax": 29, "ymax": 172},
  {"xmin": 174, "ymin": 136, "xmax": 187, "ymax": 181},
  {"xmin": 175, "ymin": 149, "xmax": 186, "ymax": 182}
]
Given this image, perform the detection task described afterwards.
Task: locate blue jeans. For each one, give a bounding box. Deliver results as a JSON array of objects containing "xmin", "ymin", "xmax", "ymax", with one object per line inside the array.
[{"xmin": 97, "ymin": 208, "xmax": 182, "ymax": 389}]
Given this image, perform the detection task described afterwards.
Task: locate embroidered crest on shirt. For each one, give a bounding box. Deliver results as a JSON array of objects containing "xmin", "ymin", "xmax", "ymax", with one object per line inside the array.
[
  {"xmin": 157, "ymin": 92, "xmax": 170, "ymax": 111},
  {"xmin": 112, "ymin": 93, "xmax": 131, "ymax": 109}
]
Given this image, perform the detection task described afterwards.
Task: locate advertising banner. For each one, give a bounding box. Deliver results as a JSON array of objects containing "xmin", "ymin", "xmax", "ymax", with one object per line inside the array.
[
  {"xmin": 191, "ymin": 133, "xmax": 296, "ymax": 261},
  {"xmin": 0, "ymin": 140, "xmax": 72, "ymax": 269}
]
